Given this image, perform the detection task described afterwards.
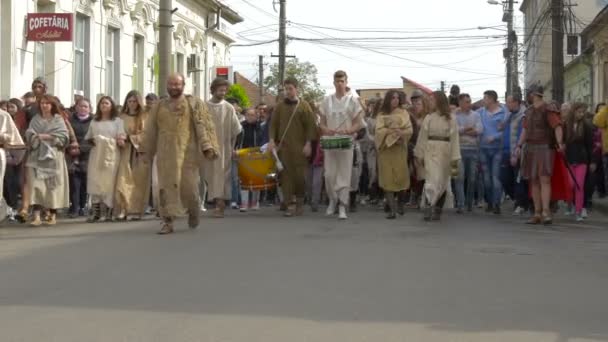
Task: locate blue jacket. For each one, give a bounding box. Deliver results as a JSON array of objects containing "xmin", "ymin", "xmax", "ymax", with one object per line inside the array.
[{"xmin": 478, "ymin": 105, "xmax": 507, "ymax": 150}]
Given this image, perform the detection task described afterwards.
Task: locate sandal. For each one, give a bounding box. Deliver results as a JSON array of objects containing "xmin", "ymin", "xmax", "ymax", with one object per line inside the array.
[
  {"xmin": 157, "ymin": 222, "xmax": 174, "ymax": 235},
  {"xmin": 526, "ymin": 215, "xmax": 542, "ymax": 225},
  {"xmin": 16, "ymin": 210, "xmax": 28, "ymax": 223},
  {"xmin": 188, "ymin": 213, "xmax": 199, "ymax": 229},
  {"xmin": 542, "ymin": 216, "xmax": 553, "ymax": 225}
]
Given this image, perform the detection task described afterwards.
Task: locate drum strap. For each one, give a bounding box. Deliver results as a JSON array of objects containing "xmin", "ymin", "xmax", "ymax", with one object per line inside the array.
[{"xmin": 276, "ymin": 100, "xmax": 301, "ymax": 152}]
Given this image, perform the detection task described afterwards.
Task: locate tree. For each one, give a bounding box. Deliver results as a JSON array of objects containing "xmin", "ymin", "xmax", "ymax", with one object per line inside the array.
[
  {"xmin": 226, "ymin": 84, "xmax": 251, "ymax": 108},
  {"xmin": 263, "ymin": 58, "xmax": 325, "ymax": 103}
]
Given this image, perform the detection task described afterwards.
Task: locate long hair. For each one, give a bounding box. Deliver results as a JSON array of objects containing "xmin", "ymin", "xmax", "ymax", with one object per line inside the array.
[
  {"xmin": 122, "ymin": 90, "xmax": 146, "ymax": 131},
  {"xmin": 122, "ymin": 90, "xmax": 145, "ymax": 115},
  {"xmin": 372, "ymin": 98, "xmax": 383, "ymax": 118},
  {"xmin": 8, "ymin": 98, "xmax": 23, "ymax": 112},
  {"xmin": 380, "ymin": 90, "xmax": 404, "ymax": 115},
  {"xmin": 95, "ymin": 96, "xmax": 119, "ymax": 121},
  {"xmin": 37, "ymin": 94, "xmax": 61, "ymax": 117},
  {"xmin": 566, "ymin": 102, "xmax": 587, "ymax": 143},
  {"xmin": 432, "ymin": 91, "xmax": 451, "ymax": 119}
]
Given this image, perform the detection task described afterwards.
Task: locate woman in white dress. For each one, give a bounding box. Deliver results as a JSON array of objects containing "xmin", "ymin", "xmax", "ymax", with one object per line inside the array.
[
  {"xmin": 414, "ymin": 91, "xmax": 461, "ymax": 221},
  {"xmin": 85, "ymin": 96, "xmax": 125, "ymax": 222}
]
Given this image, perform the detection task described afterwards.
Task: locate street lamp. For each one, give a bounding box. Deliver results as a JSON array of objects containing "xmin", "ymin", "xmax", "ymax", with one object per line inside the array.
[{"xmin": 487, "ymin": 0, "xmax": 501, "ymax": 4}]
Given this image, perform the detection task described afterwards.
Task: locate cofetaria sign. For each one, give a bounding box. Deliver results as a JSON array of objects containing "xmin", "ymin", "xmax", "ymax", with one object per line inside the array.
[{"xmin": 26, "ymin": 13, "xmax": 73, "ymax": 42}]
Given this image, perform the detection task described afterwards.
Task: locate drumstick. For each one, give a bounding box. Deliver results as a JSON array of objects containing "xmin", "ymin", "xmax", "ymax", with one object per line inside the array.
[{"xmin": 272, "ymin": 149, "xmax": 284, "ymax": 172}]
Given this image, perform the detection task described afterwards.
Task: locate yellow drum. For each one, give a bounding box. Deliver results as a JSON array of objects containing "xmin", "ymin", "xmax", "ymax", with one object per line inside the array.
[{"xmin": 235, "ymin": 147, "xmax": 277, "ymax": 191}]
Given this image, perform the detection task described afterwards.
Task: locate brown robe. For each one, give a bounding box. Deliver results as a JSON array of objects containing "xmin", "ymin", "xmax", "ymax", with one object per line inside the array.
[
  {"xmin": 375, "ymin": 108, "xmax": 413, "ymax": 192},
  {"xmin": 114, "ymin": 111, "xmax": 151, "ymax": 215},
  {"xmin": 140, "ymin": 95, "xmax": 218, "ymax": 218},
  {"xmin": 270, "ymin": 99, "xmax": 317, "ymax": 202}
]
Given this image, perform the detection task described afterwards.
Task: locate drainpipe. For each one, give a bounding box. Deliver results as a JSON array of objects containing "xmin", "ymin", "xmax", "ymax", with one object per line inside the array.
[
  {"xmin": 204, "ymin": 5, "xmax": 221, "ymax": 100},
  {"xmin": 583, "ymin": 56, "xmax": 594, "ymax": 108}
]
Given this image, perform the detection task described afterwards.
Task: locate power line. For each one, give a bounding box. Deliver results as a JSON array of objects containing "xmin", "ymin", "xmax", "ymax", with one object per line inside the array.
[{"xmin": 288, "ymin": 22, "xmax": 503, "ymax": 76}]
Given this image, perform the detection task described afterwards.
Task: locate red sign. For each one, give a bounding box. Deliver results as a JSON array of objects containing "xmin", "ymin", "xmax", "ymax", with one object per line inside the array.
[
  {"xmin": 216, "ymin": 67, "xmax": 229, "ymax": 76},
  {"xmin": 26, "ymin": 13, "xmax": 73, "ymax": 42}
]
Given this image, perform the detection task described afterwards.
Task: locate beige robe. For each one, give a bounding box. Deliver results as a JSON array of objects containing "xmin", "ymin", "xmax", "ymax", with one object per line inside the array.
[
  {"xmin": 114, "ymin": 112, "xmax": 151, "ymax": 215},
  {"xmin": 375, "ymin": 108, "xmax": 413, "ymax": 192},
  {"xmin": 414, "ymin": 112, "xmax": 461, "ymax": 207},
  {"xmin": 202, "ymin": 100, "xmax": 242, "ymax": 200},
  {"xmin": 0, "ymin": 109, "xmax": 25, "ymax": 217},
  {"xmin": 25, "ymin": 115, "xmax": 70, "ymax": 209},
  {"xmin": 140, "ymin": 95, "xmax": 218, "ymax": 218},
  {"xmin": 86, "ymin": 119, "xmax": 124, "ymax": 207}
]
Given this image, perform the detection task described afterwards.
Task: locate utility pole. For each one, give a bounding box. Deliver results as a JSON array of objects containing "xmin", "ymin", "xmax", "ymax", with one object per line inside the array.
[
  {"xmin": 158, "ymin": 0, "xmax": 173, "ymax": 97},
  {"xmin": 512, "ymin": 31, "xmax": 520, "ymax": 96},
  {"xmin": 551, "ymin": 0, "xmax": 564, "ymax": 103},
  {"xmin": 505, "ymin": 0, "xmax": 514, "ymax": 97},
  {"xmin": 277, "ymin": 0, "xmax": 287, "ymax": 95},
  {"xmin": 258, "ymin": 55, "xmax": 264, "ymax": 104}
]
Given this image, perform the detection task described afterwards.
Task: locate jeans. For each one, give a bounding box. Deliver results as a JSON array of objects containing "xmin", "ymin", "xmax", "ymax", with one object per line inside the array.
[
  {"xmin": 3, "ymin": 164, "xmax": 21, "ymax": 209},
  {"xmin": 500, "ymin": 153, "xmax": 530, "ymax": 210},
  {"xmin": 311, "ymin": 165, "xmax": 324, "ymax": 206},
  {"xmin": 69, "ymin": 171, "xmax": 87, "ymax": 213},
  {"xmin": 455, "ymin": 149, "xmax": 478, "ymax": 209},
  {"xmin": 479, "ymin": 148, "xmax": 503, "ymax": 207},
  {"xmin": 231, "ymin": 160, "xmax": 240, "ymax": 204}
]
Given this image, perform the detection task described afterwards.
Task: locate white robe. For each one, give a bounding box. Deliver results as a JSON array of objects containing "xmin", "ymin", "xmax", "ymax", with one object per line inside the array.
[
  {"xmin": 0, "ymin": 110, "xmax": 25, "ymax": 220},
  {"xmin": 414, "ymin": 112, "xmax": 461, "ymax": 208},
  {"xmin": 319, "ymin": 93, "xmax": 363, "ymax": 205},
  {"xmin": 85, "ymin": 119, "xmax": 124, "ymax": 207},
  {"xmin": 202, "ymin": 100, "xmax": 242, "ymax": 200}
]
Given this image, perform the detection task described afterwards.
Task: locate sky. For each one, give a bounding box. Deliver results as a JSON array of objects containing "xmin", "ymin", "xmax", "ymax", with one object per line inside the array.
[{"xmin": 222, "ymin": 0, "xmax": 518, "ymax": 101}]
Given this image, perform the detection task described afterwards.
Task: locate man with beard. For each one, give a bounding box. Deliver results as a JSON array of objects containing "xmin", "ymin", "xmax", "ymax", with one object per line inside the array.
[
  {"xmin": 202, "ymin": 78, "xmax": 242, "ymax": 218},
  {"xmin": 140, "ymin": 73, "xmax": 219, "ymax": 235}
]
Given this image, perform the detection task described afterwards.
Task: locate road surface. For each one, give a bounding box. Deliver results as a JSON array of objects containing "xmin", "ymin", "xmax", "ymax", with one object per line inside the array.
[{"xmin": 1, "ymin": 207, "xmax": 607, "ymax": 341}]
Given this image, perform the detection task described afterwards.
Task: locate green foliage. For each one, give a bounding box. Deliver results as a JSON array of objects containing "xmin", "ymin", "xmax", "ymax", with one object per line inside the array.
[
  {"xmin": 226, "ymin": 84, "xmax": 251, "ymax": 108},
  {"xmin": 264, "ymin": 58, "xmax": 325, "ymax": 103}
]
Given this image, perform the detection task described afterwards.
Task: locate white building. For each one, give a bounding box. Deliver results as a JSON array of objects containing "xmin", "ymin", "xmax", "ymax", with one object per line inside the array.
[
  {"xmin": 520, "ymin": 0, "xmax": 604, "ymax": 99},
  {"xmin": 0, "ymin": 0, "xmax": 243, "ymax": 106}
]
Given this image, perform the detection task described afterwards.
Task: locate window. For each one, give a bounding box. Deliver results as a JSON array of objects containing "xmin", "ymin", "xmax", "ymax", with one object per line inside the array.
[
  {"xmin": 175, "ymin": 53, "xmax": 184, "ymax": 74},
  {"xmin": 133, "ymin": 36, "xmax": 144, "ymax": 91},
  {"xmin": 74, "ymin": 15, "xmax": 90, "ymax": 97},
  {"xmin": 190, "ymin": 54, "xmax": 202, "ymax": 97},
  {"xmin": 106, "ymin": 27, "xmax": 120, "ymax": 99},
  {"xmin": 35, "ymin": 42, "xmax": 45, "ymax": 78},
  {"xmin": 566, "ymin": 35, "xmax": 580, "ymax": 56}
]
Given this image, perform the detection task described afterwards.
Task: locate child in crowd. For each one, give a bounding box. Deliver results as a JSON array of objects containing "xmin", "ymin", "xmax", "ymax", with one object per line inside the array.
[{"xmin": 236, "ymin": 107, "xmax": 263, "ymax": 212}]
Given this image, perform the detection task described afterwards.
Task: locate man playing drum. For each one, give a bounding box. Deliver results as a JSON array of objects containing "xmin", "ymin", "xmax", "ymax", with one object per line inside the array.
[
  {"xmin": 268, "ymin": 77, "xmax": 317, "ymax": 217},
  {"xmin": 319, "ymin": 70, "xmax": 365, "ymax": 220}
]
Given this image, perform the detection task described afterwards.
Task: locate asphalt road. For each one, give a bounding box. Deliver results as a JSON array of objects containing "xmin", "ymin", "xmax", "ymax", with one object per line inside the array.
[{"xmin": 1, "ymin": 206, "xmax": 608, "ymax": 342}]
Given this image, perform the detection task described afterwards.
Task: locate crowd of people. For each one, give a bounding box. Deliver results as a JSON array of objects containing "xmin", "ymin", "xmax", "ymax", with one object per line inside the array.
[{"xmin": 1, "ymin": 71, "xmax": 607, "ymax": 234}]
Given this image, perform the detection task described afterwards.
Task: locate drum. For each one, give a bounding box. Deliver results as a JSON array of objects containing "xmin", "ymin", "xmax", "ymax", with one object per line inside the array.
[
  {"xmin": 235, "ymin": 147, "xmax": 277, "ymax": 191},
  {"xmin": 320, "ymin": 135, "xmax": 353, "ymax": 150}
]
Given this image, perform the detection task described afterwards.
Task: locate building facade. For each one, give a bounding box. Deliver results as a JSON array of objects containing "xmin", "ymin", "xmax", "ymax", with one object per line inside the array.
[
  {"xmin": 0, "ymin": 0, "xmax": 243, "ymax": 106},
  {"xmin": 582, "ymin": 6, "xmax": 608, "ymax": 107},
  {"xmin": 520, "ymin": 0, "xmax": 605, "ymax": 99}
]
